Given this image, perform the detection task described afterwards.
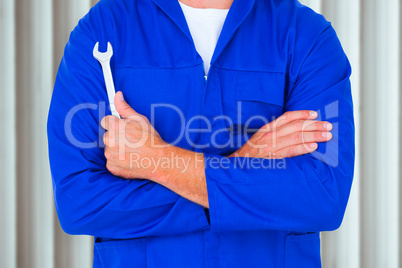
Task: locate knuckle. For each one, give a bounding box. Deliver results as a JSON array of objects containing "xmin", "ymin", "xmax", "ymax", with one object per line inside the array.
[
  {"xmin": 262, "ymin": 145, "xmax": 271, "ymax": 154},
  {"xmin": 122, "ymin": 106, "xmax": 132, "ymax": 114},
  {"xmin": 292, "ymin": 132, "xmax": 302, "ymax": 142},
  {"xmin": 259, "ymin": 147, "xmax": 271, "ymax": 157},
  {"xmin": 261, "ymin": 131, "xmax": 273, "ymax": 141},
  {"xmin": 315, "ymin": 132, "xmax": 323, "ymax": 140},
  {"xmin": 266, "ymin": 125, "xmax": 275, "ymax": 134},
  {"xmin": 105, "ymin": 116, "xmax": 114, "ymax": 124},
  {"xmin": 141, "ymin": 115, "xmax": 150, "ymax": 123},
  {"xmin": 288, "ymin": 147, "xmax": 296, "ymax": 157},
  {"xmin": 295, "ymin": 120, "xmax": 304, "ymax": 130},
  {"xmin": 262, "ymin": 123, "xmax": 271, "ymax": 131},
  {"xmin": 315, "ymin": 121, "xmax": 325, "ymax": 130},
  {"xmin": 106, "ymin": 163, "xmax": 117, "ymax": 174},
  {"xmin": 283, "ymin": 111, "xmax": 291, "ymax": 120},
  {"xmin": 265, "ymin": 142, "xmax": 272, "ymax": 150},
  {"xmin": 106, "ymin": 162, "xmax": 112, "ymax": 171},
  {"xmin": 103, "ymin": 133, "xmax": 109, "ymax": 145},
  {"xmin": 103, "ymin": 136, "xmax": 107, "ymax": 146},
  {"xmin": 104, "ymin": 149, "xmax": 112, "ymax": 159}
]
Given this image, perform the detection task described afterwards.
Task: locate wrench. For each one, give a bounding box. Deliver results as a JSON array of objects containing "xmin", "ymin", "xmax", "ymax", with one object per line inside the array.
[{"xmin": 93, "ymin": 42, "xmax": 120, "ymax": 118}]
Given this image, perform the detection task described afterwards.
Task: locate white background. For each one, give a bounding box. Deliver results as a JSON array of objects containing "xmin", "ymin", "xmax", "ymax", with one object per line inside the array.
[{"xmin": 0, "ymin": 0, "xmax": 400, "ymax": 267}]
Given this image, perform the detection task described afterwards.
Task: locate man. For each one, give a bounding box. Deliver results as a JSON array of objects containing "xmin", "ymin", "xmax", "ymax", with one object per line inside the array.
[{"xmin": 48, "ymin": 0, "xmax": 355, "ymax": 267}]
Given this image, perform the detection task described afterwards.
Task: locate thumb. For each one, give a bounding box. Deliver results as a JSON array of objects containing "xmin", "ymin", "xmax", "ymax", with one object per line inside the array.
[{"xmin": 114, "ymin": 91, "xmax": 137, "ymax": 119}]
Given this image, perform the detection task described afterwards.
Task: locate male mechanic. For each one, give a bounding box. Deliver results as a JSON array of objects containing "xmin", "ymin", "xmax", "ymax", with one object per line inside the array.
[{"xmin": 48, "ymin": 0, "xmax": 355, "ymax": 267}]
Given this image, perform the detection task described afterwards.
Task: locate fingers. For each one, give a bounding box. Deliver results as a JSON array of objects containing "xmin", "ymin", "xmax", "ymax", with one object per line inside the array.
[
  {"xmin": 234, "ymin": 110, "xmax": 331, "ymax": 159},
  {"xmin": 101, "ymin": 116, "xmax": 122, "ymax": 148},
  {"xmin": 101, "ymin": 115, "xmax": 120, "ymax": 130},
  {"xmin": 275, "ymin": 131, "xmax": 332, "ymax": 151},
  {"xmin": 103, "ymin": 131, "xmax": 109, "ymax": 146},
  {"xmin": 275, "ymin": 143, "xmax": 319, "ymax": 159},
  {"xmin": 264, "ymin": 110, "xmax": 318, "ymax": 130},
  {"xmin": 276, "ymin": 120, "xmax": 332, "ymax": 137},
  {"xmin": 114, "ymin": 91, "xmax": 138, "ymax": 119}
]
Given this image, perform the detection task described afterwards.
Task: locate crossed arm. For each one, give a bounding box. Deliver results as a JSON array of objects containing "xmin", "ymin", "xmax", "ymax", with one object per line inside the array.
[
  {"xmin": 101, "ymin": 91, "xmax": 333, "ymax": 208},
  {"xmin": 49, "ymin": 16, "xmax": 353, "ymax": 236}
]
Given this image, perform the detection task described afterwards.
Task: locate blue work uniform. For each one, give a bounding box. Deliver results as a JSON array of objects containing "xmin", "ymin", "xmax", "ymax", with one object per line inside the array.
[{"xmin": 47, "ymin": 0, "xmax": 355, "ymax": 267}]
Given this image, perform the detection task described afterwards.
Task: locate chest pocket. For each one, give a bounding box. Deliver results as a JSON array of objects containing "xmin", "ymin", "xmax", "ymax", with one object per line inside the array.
[{"xmin": 222, "ymin": 70, "xmax": 286, "ymax": 136}]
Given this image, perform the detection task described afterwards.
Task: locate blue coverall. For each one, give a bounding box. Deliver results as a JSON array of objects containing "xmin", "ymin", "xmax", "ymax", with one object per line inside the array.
[{"xmin": 47, "ymin": 0, "xmax": 355, "ymax": 267}]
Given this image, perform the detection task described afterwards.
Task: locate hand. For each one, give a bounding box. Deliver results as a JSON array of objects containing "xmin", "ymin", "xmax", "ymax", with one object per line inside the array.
[
  {"xmin": 229, "ymin": 110, "xmax": 332, "ymax": 159},
  {"xmin": 101, "ymin": 92, "xmax": 168, "ymax": 179}
]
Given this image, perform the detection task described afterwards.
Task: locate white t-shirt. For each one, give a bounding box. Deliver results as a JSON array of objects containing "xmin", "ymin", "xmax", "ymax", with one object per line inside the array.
[{"xmin": 179, "ymin": 1, "xmax": 229, "ymax": 75}]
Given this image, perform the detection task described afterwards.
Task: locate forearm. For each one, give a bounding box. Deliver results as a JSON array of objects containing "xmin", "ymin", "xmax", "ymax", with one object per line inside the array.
[
  {"xmin": 103, "ymin": 95, "xmax": 330, "ymax": 211},
  {"xmin": 150, "ymin": 141, "xmax": 352, "ymax": 232},
  {"xmin": 151, "ymin": 146, "xmax": 209, "ymax": 208},
  {"xmin": 147, "ymin": 110, "xmax": 331, "ymax": 207}
]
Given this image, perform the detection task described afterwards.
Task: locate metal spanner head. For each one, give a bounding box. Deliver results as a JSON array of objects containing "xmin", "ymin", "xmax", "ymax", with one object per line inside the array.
[
  {"xmin": 93, "ymin": 42, "xmax": 113, "ymax": 62},
  {"xmin": 93, "ymin": 42, "xmax": 120, "ymax": 118}
]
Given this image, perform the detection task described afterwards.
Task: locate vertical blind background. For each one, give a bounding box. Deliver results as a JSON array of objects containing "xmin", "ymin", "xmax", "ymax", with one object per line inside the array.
[{"xmin": 0, "ymin": 0, "xmax": 400, "ymax": 267}]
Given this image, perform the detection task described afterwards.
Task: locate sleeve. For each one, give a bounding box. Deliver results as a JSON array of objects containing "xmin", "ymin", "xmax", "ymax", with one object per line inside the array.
[
  {"xmin": 47, "ymin": 17, "xmax": 209, "ymax": 239},
  {"xmin": 204, "ymin": 25, "xmax": 355, "ymax": 233}
]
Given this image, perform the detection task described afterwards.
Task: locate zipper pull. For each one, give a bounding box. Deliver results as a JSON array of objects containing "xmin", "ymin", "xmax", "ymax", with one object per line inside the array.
[{"xmin": 202, "ymin": 62, "xmax": 208, "ymax": 81}]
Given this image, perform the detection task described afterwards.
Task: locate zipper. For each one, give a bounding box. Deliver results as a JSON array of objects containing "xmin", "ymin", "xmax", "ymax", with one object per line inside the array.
[
  {"xmin": 202, "ymin": 62, "xmax": 208, "ymax": 87},
  {"xmin": 200, "ymin": 61, "xmax": 208, "ymax": 153}
]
